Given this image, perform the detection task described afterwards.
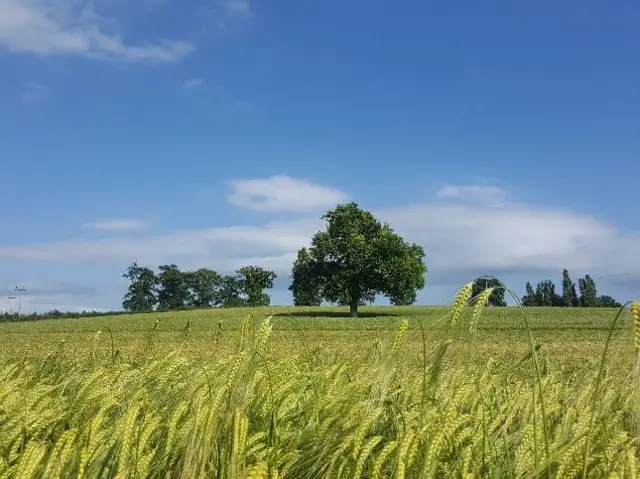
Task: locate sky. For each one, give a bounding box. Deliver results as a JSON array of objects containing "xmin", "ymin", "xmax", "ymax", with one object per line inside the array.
[{"xmin": 0, "ymin": 0, "xmax": 639, "ymax": 313}]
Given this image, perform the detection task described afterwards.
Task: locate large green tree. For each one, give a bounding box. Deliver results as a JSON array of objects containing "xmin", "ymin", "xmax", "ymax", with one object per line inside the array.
[
  {"xmin": 122, "ymin": 262, "xmax": 158, "ymax": 313},
  {"xmin": 157, "ymin": 264, "xmax": 191, "ymax": 311},
  {"xmin": 289, "ymin": 202, "xmax": 426, "ymax": 317},
  {"xmin": 471, "ymin": 278, "xmax": 506, "ymax": 306}
]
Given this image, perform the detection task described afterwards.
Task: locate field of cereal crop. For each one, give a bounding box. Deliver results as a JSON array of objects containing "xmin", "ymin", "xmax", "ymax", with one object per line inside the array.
[{"xmin": 1, "ymin": 301, "xmax": 639, "ymax": 477}]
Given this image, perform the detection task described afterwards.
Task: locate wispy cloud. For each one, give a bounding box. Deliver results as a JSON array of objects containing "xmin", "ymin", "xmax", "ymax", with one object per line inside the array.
[
  {"xmin": 228, "ymin": 175, "xmax": 349, "ymax": 212},
  {"xmin": 3, "ymin": 179, "xmax": 640, "ymax": 309},
  {"xmin": 0, "ymin": 0, "xmax": 193, "ymax": 62},
  {"xmin": 207, "ymin": 0, "xmax": 252, "ymax": 31},
  {"xmin": 217, "ymin": 0, "xmax": 251, "ymax": 18},
  {"xmin": 2, "ymin": 201, "xmax": 640, "ymax": 292},
  {"xmin": 436, "ymin": 184, "xmax": 507, "ymax": 205},
  {"xmin": 183, "ymin": 78, "xmax": 205, "ymax": 90},
  {"xmin": 84, "ymin": 219, "xmax": 148, "ymax": 231},
  {"xmin": 22, "ymin": 81, "xmax": 50, "ymax": 104}
]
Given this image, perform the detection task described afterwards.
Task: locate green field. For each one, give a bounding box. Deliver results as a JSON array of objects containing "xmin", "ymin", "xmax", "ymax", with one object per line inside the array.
[
  {"xmin": 0, "ymin": 306, "xmax": 634, "ymax": 371},
  {"xmin": 1, "ymin": 304, "xmax": 639, "ymax": 477}
]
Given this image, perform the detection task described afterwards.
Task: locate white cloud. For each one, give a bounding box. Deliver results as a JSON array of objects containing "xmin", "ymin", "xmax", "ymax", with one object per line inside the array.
[
  {"xmin": 375, "ymin": 203, "xmax": 637, "ymax": 282},
  {"xmin": 436, "ymin": 184, "xmax": 507, "ymax": 205},
  {"xmin": 23, "ymin": 81, "xmax": 50, "ymax": 104},
  {"xmin": 0, "ymin": 218, "xmax": 319, "ymax": 273},
  {"xmin": 183, "ymin": 78, "xmax": 205, "ymax": 90},
  {"xmin": 1, "ymin": 201, "xmax": 639, "ymax": 295},
  {"xmin": 206, "ymin": 0, "xmax": 252, "ymax": 31},
  {"xmin": 84, "ymin": 218, "xmax": 148, "ymax": 231},
  {"xmin": 217, "ymin": 0, "xmax": 251, "ymax": 18},
  {"xmin": 0, "ymin": 0, "xmax": 193, "ymax": 62},
  {"xmin": 228, "ymin": 175, "xmax": 350, "ymax": 212}
]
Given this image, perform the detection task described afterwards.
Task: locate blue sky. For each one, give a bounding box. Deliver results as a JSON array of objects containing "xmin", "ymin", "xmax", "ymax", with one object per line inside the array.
[{"xmin": 0, "ymin": 0, "xmax": 638, "ymax": 312}]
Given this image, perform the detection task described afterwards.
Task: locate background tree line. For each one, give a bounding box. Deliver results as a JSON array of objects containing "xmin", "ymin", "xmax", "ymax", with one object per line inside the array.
[
  {"xmin": 471, "ymin": 270, "xmax": 620, "ymax": 307},
  {"xmin": 521, "ymin": 269, "xmax": 620, "ymax": 307},
  {"xmin": 0, "ymin": 309, "xmax": 129, "ymax": 323},
  {"xmin": 121, "ymin": 263, "xmax": 277, "ymax": 313},
  {"xmin": 2, "ymin": 203, "xmax": 623, "ymax": 323}
]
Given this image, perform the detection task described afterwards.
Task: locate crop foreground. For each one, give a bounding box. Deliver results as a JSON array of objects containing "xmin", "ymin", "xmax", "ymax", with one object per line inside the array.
[{"xmin": 1, "ymin": 303, "xmax": 640, "ymax": 477}]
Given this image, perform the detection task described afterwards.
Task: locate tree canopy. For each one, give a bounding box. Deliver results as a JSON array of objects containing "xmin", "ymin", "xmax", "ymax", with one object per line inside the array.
[
  {"xmin": 289, "ymin": 202, "xmax": 426, "ymax": 316},
  {"xmin": 186, "ymin": 268, "xmax": 223, "ymax": 308},
  {"xmin": 122, "ymin": 262, "xmax": 158, "ymax": 313},
  {"xmin": 157, "ymin": 264, "xmax": 191, "ymax": 311},
  {"xmin": 122, "ymin": 263, "xmax": 277, "ymax": 312}
]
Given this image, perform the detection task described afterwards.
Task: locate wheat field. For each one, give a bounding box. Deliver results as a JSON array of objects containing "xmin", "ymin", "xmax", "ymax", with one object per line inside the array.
[{"xmin": 0, "ymin": 296, "xmax": 639, "ymax": 478}]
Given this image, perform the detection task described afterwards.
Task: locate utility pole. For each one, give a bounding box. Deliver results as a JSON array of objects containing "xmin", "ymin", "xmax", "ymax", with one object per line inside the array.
[
  {"xmin": 14, "ymin": 286, "xmax": 26, "ymax": 316},
  {"xmin": 7, "ymin": 296, "xmax": 16, "ymax": 314}
]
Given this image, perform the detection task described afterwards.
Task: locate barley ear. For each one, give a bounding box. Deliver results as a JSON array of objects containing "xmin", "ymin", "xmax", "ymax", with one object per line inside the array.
[
  {"xmin": 239, "ymin": 314, "xmax": 252, "ymax": 351},
  {"xmin": 391, "ymin": 319, "xmax": 409, "ymax": 356},
  {"xmin": 469, "ymin": 287, "xmax": 494, "ymax": 334},
  {"xmin": 244, "ymin": 462, "xmax": 269, "ymax": 478},
  {"xmin": 631, "ymin": 302, "xmax": 640, "ymax": 352},
  {"xmin": 449, "ymin": 282, "xmax": 473, "ymax": 326}
]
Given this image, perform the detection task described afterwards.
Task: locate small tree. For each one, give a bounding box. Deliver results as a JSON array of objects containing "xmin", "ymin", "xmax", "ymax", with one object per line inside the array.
[
  {"xmin": 597, "ymin": 295, "xmax": 621, "ymax": 308},
  {"xmin": 561, "ymin": 269, "xmax": 579, "ymax": 307},
  {"xmin": 122, "ymin": 262, "xmax": 158, "ymax": 313},
  {"xmin": 578, "ymin": 274, "xmax": 598, "ymax": 307},
  {"xmin": 289, "ymin": 248, "xmax": 323, "ymax": 306},
  {"xmin": 186, "ymin": 268, "xmax": 222, "ymax": 308},
  {"xmin": 534, "ymin": 280, "xmax": 562, "ymax": 307},
  {"xmin": 157, "ymin": 264, "xmax": 190, "ymax": 311},
  {"xmin": 389, "ymin": 289, "xmax": 417, "ymax": 306},
  {"xmin": 217, "ymin": 275, "xmax": 247, "ymax": 307},
  {"xmin": 522, "ymin": 281, "xmax": 537, "ymax": 306},
  {"xmin": 290, "ymin": 202, "xmax": 426, "ymax": 317},
  {"xmin": 236, "ymin": 266, "xmax": 277, "ymax": 306},
  {"xmin": 471, "ymin": 278, "xmax": 506, "ymax": 306}
]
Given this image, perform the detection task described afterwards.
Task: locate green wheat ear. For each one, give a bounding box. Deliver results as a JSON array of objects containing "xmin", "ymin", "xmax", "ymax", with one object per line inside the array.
[
  {"xmin": 239, "ymin": 314, "xmax": 251, "ymax": 351},
  {"xmin": 391, "ymin": 319, "xmax": 409, "ymax": 356},
  {"xmin": 469, "ymin": 287, "xmax": 494, "ymax": 334},
  {"xmin": 631, "ymin": 302, "xmax": 640, "ymax": 353},
  {"xmin": 449, "ymin": 282, "xmax": 473, "ymax": 327}
]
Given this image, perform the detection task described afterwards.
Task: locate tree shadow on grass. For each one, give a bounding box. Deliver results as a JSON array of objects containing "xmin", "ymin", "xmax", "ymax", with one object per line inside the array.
[{"xmin": 272, "ymin": 311, "xmax": 398, "ymax": 319}]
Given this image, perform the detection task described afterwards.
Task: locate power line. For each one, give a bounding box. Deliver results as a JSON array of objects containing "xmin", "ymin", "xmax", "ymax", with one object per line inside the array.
[{"xmin": 593, "ymin": 271, "xmax": 640, "ymax": 281}]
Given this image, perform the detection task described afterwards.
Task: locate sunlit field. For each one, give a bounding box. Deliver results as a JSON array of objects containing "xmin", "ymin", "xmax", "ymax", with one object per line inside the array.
[{"xmin": 1, "ymin": 301, "xmax": 639, "ymax": 477}]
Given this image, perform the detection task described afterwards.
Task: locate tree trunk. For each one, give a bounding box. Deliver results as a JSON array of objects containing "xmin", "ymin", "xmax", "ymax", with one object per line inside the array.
[{"xmin": 349, "ymin": 298, "xmax": 359, "ymax": 317}]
